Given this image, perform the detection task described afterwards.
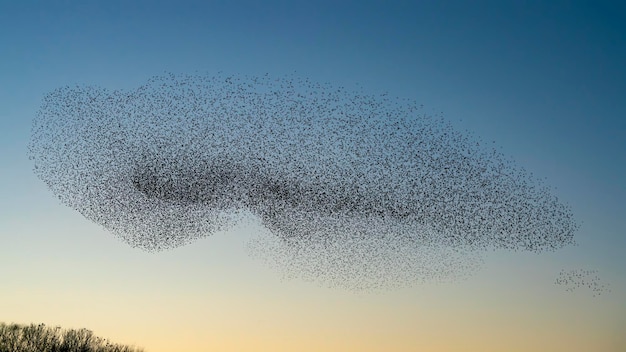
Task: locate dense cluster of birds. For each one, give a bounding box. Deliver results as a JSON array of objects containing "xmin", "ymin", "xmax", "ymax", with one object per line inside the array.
[
  {"xmin": 29, "ymin": 72, "xmax": 580, "ymax": 289},
  {"xmin": 555, "ymin": 269, "xmax": 610, "ymax": 297}
]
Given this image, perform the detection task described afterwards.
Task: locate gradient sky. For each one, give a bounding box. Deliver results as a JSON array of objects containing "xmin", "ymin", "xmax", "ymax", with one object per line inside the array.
[{"xmin": 1, "ymin": 1, "xmax": 625, "ymax": 351}]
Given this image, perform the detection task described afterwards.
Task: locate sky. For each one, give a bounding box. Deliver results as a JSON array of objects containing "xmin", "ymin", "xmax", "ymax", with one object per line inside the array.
[{"xmin": 1, "ymin": 1, "xmax": 625, "ymax": 351}]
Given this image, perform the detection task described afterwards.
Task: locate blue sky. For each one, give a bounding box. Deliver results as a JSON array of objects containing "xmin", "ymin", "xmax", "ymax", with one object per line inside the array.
[{"xmin": 1, "ymin": 1, "xmax": 624, "ymax": 351}]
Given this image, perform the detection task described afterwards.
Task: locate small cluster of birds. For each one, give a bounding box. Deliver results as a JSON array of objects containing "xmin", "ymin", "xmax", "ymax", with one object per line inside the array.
[
  {"xmin": 29, "ymin": 72, "xmax": 580, "ymax": 289},
  {"xmin": 555, "ymin": 269, "xmax": 610, "ymax": 297}
]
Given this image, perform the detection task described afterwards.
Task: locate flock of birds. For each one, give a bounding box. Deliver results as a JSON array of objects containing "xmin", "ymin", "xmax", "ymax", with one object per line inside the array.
[
  {"xmin": 29, "ymin": 72, "xmax": 584, "ymax": 289},
  {"xmin": 555, "ymin": 269, "xmax": 611, "ymax": 297}
]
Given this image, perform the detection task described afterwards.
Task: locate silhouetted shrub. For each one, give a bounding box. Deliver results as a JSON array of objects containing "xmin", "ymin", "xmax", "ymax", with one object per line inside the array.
[{"xmin": 0, "ymin": 322, "xmax": 144, "ymax": 352}]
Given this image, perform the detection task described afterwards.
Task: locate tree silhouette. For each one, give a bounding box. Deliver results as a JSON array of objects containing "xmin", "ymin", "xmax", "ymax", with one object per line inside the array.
[{"xmin": 0, "ymin": 322, "xmax": 144, "ymax": 352}]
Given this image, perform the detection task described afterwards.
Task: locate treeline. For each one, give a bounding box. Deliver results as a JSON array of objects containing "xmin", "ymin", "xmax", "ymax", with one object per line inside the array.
[{"xmin": 0, "ymin": 322, "xmax": 144, "ymax": 352}]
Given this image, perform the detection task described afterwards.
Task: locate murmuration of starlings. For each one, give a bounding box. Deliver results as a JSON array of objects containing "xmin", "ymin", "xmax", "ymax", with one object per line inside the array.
[{"xmin": 29, "ymin": 72, "xmax": 579, "ymax": 290}]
